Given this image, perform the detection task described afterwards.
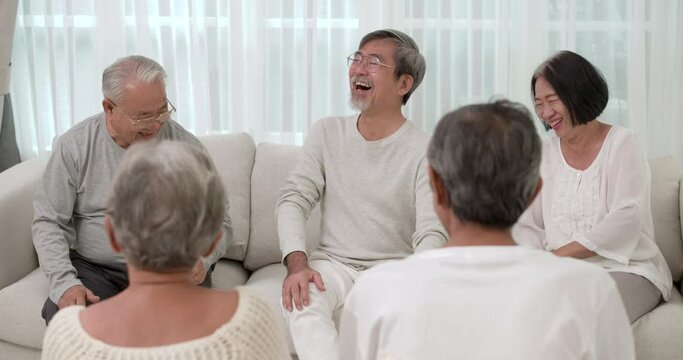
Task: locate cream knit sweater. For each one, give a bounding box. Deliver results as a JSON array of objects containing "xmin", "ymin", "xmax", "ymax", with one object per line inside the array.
[{"xmin": 41, "ymin": 287, "xmax": 289, "ymax": 360}]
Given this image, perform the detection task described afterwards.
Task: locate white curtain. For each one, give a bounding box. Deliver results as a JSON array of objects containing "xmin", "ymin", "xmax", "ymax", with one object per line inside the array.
[{"xmin": 11, "ymin": 0, "xmax": 683, "ymax": 163}]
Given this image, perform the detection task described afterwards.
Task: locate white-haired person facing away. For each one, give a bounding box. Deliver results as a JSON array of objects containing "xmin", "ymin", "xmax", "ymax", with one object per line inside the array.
[
  {"xmin": 41, "ymin": 140, "xmax": 288, "ymax": 360},
  {"xmin": 338, "ymin": 100, "xmax": 635, "ymax": 360}
]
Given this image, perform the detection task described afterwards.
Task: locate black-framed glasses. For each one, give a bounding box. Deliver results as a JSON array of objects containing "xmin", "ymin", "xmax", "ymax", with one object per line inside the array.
[
  {"xmin": 346, "ymin": 53, "xmax": 394, "ymax": 72},
  {"xmin": 108, "ymin": 98, "xmax": 176, "ymax": 127}
]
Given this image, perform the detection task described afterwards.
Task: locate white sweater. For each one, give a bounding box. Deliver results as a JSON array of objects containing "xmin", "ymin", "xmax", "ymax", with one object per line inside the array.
[
  {"xmin": 277, "ymin": 115, "xmax": 447, "ymax": 269},
  {"xmin": 41, "ymin": 287, "xmax": 289, "ymax": 360},
  {"xmin": 514, "ymin": 125, "xmax": 672, "ymax": 300}
]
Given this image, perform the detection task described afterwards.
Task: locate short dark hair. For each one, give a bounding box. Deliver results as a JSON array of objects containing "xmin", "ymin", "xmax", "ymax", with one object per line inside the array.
[
  {"xmin": 427, "ymin": 100, "xmax": 542, "ymax": 229},
  {"xmin": 359, "ymin": 29, "xmax": 426, "ymax": 105},
  {"xmin": 531, "ymin": 50, "xmax": 609, "ymax": 130}
]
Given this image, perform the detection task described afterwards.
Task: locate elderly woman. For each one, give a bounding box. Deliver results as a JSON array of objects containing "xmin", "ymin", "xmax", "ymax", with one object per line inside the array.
[
  {"xmin": 515, "ymin": 50, "xmax": 672, "ymax": 322},
  {"xmin": 41, "ymin": 141, "xmax": 288, "ymax": 359}
]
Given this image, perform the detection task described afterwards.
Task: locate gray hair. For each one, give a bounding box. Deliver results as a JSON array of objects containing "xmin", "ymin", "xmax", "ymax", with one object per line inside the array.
[
  {"xmin": 102, "ymin": 55, "xmax": 167, "ymax": 103},
  {"xmin": 106, "ymin": 140, "xmax": 225, "ymax": 272},
  {"xmin": 427, "ymin": 100, "xmax": 541, "ymax": 228},
  {"xmin": 359, "ymin": 29, "xmax": 426, "ymax": 104}
]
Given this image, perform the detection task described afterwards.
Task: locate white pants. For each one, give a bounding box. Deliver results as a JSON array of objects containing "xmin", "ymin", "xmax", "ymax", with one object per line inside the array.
[{"xmin": 282, "ymin": 257, "xmax": 360, "ymax": 360}]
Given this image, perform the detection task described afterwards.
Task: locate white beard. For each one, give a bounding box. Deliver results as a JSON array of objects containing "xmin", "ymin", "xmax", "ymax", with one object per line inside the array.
[{"xmin": 349, "ymin": 93, "xmax": 371, "ymax": 112}]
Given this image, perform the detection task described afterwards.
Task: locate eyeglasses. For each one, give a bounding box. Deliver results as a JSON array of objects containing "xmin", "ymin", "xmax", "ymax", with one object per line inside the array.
[
  {"xmin": 346, "ymin": 53, "xmax": 395, "ymax": 72},
  {"xmin": 108, "ymin": 98, "xmax": 176, "ymax": 127}
]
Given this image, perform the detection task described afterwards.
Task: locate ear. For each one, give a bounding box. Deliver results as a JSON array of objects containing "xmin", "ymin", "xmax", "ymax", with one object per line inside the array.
[
  {"xmin": 202, "ymin": 230, "xmax": 223, "ymax": 257},
  {"xmin": 428, "ymin": 165, "xmax": 449, "ymax": 208},
  {"xmin": 105, "ymin": 217, "xmax": 122, "ymax": 253},
  {"xmin": 102, "ymin": 98, "xmax": 114, "ymax": 114},
  {"xmin": 526, "ymin": 177, "xmax": 543, "ymax": 208},
  {"xmin": 397, "ymin": 74, "xmax": 414, "ymax": 97}
]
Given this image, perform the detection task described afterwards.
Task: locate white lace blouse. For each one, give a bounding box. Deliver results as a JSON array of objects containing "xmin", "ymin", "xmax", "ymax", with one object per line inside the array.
[{"xmin": 514, "ymin": 125, "xmax": 672, "ymax": 301}]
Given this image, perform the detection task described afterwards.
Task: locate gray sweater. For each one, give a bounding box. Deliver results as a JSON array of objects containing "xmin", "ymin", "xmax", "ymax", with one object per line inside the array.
[
  {"xmin": 33, "ymin": 113, "xmax": 231, "ymax": 303},
  {"xmin": 276, "ymin": 115, "xmax": 447, "ymax": 269}
]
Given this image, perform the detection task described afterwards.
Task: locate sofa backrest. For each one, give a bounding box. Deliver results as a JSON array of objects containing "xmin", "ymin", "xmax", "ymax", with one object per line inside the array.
[
  {"xmin": 200, "ymin": 133, "xmax": 256, "ymax": 261},
  {"xmin": 649, "ymin": 156, "xmax": 683, "ymax": 282},
  {"xmin": 202, "ymin": 134, "xmax": 683, "ymax": 281},
  {"xmin": 244, "ymin": 142, "xmax": 321, "ymax": 271},
  {"xmin": 0, "ymin": 155, "xmax": 48, "ymax": 289}
]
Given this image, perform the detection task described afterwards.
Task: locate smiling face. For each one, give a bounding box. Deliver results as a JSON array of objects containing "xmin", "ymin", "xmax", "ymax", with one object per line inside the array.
[
  {"xmin": 348, "ymin": 39, "xmax": 409, "ymax": 114},
  {"xmin": 533, "ymin": 76, "xmax": 574, "ymax": 137},
  {"xmin": 103, "ymin": 80, "xmax": 168, "ymax": 148}
]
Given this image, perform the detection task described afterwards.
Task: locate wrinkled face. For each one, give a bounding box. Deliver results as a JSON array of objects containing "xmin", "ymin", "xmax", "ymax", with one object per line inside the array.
[
  {"xmin": 348, "ymin": 39, "xmax": 406, "ymax": 113},
  {"xmin": 103, "ymin": 80, "xmax": 169, "ymax": 148},
  {"xmin": 534, "ymin": 76, "xmax": 573, "ymax": 137}
]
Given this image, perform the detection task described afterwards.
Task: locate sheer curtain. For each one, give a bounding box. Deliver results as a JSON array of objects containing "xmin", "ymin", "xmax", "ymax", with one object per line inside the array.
[{"xmin": 11, "ymin": 0, "xmax": 683, "ymax": 162}]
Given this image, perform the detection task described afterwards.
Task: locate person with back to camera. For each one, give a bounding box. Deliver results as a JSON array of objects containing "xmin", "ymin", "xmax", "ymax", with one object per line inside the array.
[
  {"xmin": 41, "ymin": 140, "xmax": 289, "ymax": 360},
  {"xmin": 515, "ymin": 50, "xmax": 672, "ymax": 322},
  {"xmin": 339, "ymin": 100, "xmax": 635, "ymax": 360}
]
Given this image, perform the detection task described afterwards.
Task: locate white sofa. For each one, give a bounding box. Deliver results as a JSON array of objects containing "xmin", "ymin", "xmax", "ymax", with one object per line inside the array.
[{"xmin": 0, "ymin": 133, "xmax": 682, "ymax": 359}]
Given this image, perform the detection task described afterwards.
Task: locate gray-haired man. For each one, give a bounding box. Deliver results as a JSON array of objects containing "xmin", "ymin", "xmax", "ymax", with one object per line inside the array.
[
  {"xmin": 33, "ymin": 55, "xmax": 234, "ymax": 323},
  {"xmin": 276, "ymin": 29, "xmax": 447, "ymax": 359}
]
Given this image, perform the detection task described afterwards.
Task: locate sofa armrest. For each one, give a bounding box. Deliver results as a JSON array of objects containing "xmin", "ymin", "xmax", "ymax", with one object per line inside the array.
[{"xmin": 0, "ymin": 156, "xmax": 48, "ymax": 289}]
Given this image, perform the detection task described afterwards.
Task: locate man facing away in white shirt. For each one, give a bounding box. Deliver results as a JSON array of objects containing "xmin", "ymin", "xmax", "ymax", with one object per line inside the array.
[{"xmin": 338, "ymin": 100, "xmax": 635, "ymax": 360}]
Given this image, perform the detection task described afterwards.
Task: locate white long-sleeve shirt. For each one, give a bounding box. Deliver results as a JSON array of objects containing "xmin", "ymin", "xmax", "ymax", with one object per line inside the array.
[
  {"xmin": 276, "ymin": 115, "xmax": 446, "ymax": 269},
  {"xmin": 514, "ymin": 125, "xmax": 672, "ymax": 300},
  {"xmin": 339, "ymin": 246, "xmax": 635, "ymax": 360}
]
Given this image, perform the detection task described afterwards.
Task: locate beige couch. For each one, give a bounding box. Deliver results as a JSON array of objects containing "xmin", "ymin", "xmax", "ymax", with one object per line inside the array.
[{"xmin": 0, "ymin": 133, "xmax": 682, "ymax": 359}]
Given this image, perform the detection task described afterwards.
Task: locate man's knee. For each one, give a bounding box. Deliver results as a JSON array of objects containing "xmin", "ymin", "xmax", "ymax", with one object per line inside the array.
[{"xmin": 42, "ymin": 298, "xmax": 59, "ymax": 325}]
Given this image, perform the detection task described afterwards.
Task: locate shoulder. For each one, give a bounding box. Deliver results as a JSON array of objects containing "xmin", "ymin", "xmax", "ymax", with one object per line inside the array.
[
  {"xmin": 159, "ymin": 120, "xmax": 203, "ymax": 149},
  {"xmin": 56, "ymin": 113, "xmax": 104, "ymax": 149},
  {"xmin": 401, "ymin": 120, "xmax": 431, "ymax": 150},
  {"xmin": 607, "ymin": 125, "xmax": 641, "ymax": 150},
  {"xmin": 602, "ymin": 125, "xmax": 647, "ymax": 168},
  {"xmin": 44, "ymin": 306, "xmax": 86, "ymax": 345},
  {"xmin": 311, "ymin": 115, "xmax": 356, "ymax": 134}
]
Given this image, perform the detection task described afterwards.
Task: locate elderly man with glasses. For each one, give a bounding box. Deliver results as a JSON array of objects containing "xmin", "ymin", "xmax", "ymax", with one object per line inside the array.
[
  {"xmin": 276, "ymin": 29, "xmax": 447, "ymax": 359},
  {"xmin": 33, "ymin": 55, "xmax": 232, "ymax": 324}
]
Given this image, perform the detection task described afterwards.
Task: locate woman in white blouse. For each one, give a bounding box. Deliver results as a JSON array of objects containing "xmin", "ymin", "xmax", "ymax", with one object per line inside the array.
[
  {"xmin": 41, "ymin": 141, "xmax": 288, "ymax": 360},
  {"xmin": 515, "ymin": 50, "xmax": 672, "ymax": 322}
]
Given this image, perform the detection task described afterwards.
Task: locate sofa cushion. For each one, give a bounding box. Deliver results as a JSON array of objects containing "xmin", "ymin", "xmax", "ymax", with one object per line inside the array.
[
  {"xmin": 649, "ymin": 156, "xmax": 683, "ymax": 281},
  {"xmin": 0, "ymin": 269, "xmax": 48, "ymax": 349},
  {"xmin": 0, "ymin": 340, "xmax": 41, "ymax": 360},
  {"xmin": 244, "ymin": 143, "xmax": 321, "ymax": 271},
  {"xmin": 632, "ymin": 288, "xmax": 683, "ymax": 359},
  {"xmin": 200, "ymin": 133, "xmax": 256, "ymax": 261},
  {"xmin": 211, "ymin": 259, "xmax": 251, "ymax": 291},
  {"xmin": 0, "ymin": 156, "xmax": 47, "ymax": 289}
]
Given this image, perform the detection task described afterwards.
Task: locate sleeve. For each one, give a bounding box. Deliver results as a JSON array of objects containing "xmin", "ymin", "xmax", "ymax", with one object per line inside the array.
[
  {"xmin": 276, "ymin": 121, "xmax": 326, "ymax": 261},
  {"xmin": 32, "ymin": 138, "xmax": 82, "ymax": 304},
  {"xmin": 594, "ymin": 277, "xmax": 636, "ymax": 360},
  {"xmin": 339, "ymin": 279, "xmax": 381, "ymax": 360},
  {"xmin": 413, "ymin": 157, "xmax": 447, "ymax": 252},
  {"xmin": 512, "ymin": 188, "xmax": 547, "ymax": 249},
  {"xmin": 578, "ymin": 132, "xmax": 649, "ymax": 264}
]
